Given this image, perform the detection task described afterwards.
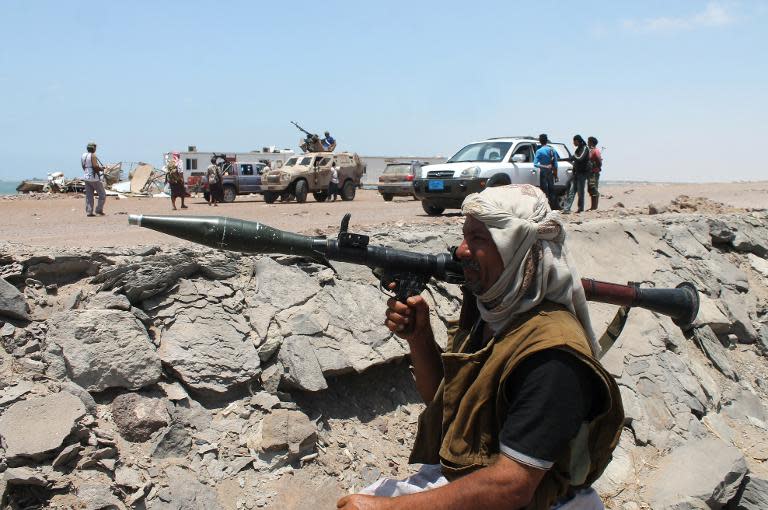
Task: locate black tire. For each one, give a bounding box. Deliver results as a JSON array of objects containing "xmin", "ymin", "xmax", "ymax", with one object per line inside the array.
[
  {"xmin": 422, "ymin": 201, "xmax": 445, "ymax": 216},
  {"xmin": 313, "ymin": 191, "xmax": 328, "ymax": 202},
  {"xmin": 340, "ymin": 180, "xmax": 356, "ymax": 201},
  {"xmin": 382, "ymin": 193, "xmax": 394, "ymax": 202},
  {"xmin": 555, "ymin": 189, "xmax": 569, "ymax": 210},
  {"xmin": 222, "ymin": 185, "xmax": 236, "ymax": 203},
  {"xmin": 294, "ymin": 180, "xmax": 308, "ymax": 203},
  {"xmin": 263, "ymin": 191, "xmax": 278, "ymax": 204}
]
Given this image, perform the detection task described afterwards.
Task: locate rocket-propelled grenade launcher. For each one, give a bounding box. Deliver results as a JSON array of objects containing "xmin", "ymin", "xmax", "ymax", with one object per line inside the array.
[{"xmin": 128, "ymin": 214, "xmax": 699, "ymax": 329}]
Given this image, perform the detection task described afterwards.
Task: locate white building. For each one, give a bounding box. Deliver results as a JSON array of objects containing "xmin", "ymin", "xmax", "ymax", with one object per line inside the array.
[{"xmin": 165, "ymin": 146, "xmax": 445, "ymax": 187}]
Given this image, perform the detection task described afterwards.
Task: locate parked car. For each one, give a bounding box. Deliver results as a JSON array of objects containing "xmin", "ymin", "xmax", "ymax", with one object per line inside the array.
[
  {"xmin": 377, "ymin": 161, "xmax": 429, "ymax": 201},
  {"xmin": 260, "ymin": 152, "xmax": 366, "ymax": 203},
  {"xmin": 412, "ymin": 136, "xmax": 574, "ymax": 215},
  {"xmin": 215, "ymin": 162, "xmax": 267, "ymax": 203}
]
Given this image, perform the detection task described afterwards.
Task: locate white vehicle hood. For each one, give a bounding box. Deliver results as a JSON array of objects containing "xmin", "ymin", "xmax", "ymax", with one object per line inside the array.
[{"xmin": 418, "ymin": 161, "xmax": 510, "ymax": 178}]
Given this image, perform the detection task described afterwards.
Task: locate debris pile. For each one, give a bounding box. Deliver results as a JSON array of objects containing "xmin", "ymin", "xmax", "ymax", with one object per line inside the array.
[{"xmin": 0, "ymin": 210, "xmax": 767, "ymax": 508}]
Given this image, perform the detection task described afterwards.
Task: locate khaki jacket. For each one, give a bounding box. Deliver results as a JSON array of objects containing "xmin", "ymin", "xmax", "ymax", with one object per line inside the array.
[{"xmin": 409, "ymin": 300, "xmax": 624, "ymax": 509}]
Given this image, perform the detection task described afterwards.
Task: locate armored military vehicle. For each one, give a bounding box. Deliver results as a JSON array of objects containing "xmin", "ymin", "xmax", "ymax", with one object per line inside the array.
[{"xmin": 260, "ymin": 152, "xmax": 365, "ymax": 203}]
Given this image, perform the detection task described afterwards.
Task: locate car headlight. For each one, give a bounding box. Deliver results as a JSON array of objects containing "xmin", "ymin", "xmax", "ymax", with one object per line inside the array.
[
  {"xmin": 279, "ymin": 172, "xmax": 291, "ymax": 181},
  {"xmin": 460, "ymin": 166, "xmax": 480, "ymax": 178}
]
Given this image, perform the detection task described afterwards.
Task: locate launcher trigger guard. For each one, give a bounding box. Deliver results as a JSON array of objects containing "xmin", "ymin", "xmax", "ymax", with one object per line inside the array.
[{"xmin": 374, "ymin": 268, "xmax": 429, "ymax": 303}]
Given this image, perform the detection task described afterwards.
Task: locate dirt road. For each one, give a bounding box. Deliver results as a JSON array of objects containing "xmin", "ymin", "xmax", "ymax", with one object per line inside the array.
[{"xmin": 1, "ymin": 182, "xmax": 766, "ymax": 248}]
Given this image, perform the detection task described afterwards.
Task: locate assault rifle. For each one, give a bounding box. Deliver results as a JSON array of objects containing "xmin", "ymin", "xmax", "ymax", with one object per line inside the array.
[{"xmin": 127, "ymin": 213, "xmax": 700, "ymax": 334}]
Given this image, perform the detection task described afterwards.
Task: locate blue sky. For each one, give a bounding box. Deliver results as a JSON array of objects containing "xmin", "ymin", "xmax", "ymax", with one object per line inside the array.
[{"xmin": 0, "ymin": 0, "xmax": 765, "ymax": 182}]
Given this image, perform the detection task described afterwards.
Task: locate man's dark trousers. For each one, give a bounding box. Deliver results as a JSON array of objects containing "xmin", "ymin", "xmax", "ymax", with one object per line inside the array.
[{"xmin": 539, "ymin": 168, "xmax": 556, "ymax": 209}]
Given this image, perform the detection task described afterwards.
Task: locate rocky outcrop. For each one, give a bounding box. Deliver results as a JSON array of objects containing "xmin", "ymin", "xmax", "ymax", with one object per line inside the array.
[
  {"xmin": 44, "ymin": 310, "xmax": 161, "ymax": 391},
  {"xmin": 1, "ymin": 211, "xmax": 768, "ymax": 509},
  {"xmin": 0, "ymin": 278, "xmax": 29, "ymax": 320}
]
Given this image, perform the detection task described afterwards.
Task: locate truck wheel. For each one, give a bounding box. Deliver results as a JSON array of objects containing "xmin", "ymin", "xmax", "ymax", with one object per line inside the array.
[
  {"xmin": 223, "ymin": 185, "xmax": 236, "ymax": 203},
  {"xmin": 313, "ymin": 191, "xmax": 328, "ymax": 202},
  {"xmin": 341, "ymin": 180, "xmax": 356, "ymax": 201},
  {"xmin": 294, "ymin": 180, "xmax": 308, "ymax": 203},
  {"xmin": 422, "ymin": 201, "xmax": 445, "ymax": 216},
  {"xmin": 381, "ymin": 193, "xmax": 394, "ymax": 202},
  {"xmin": 263, "ymin": 191, "xmax": 278, "ymax": 204},
  {"xmin": 555, "ymin": 190, "xmax": 569, "ymax": 210}
]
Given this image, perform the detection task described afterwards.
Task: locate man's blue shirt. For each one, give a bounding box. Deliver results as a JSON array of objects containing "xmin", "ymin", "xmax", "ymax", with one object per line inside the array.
[
  {"xmin": 534, "ymin": 145, "xmax": 558, "ymax": 169},
  {"xmin": 322, "ymin": 136, "xmax": 335, "ymax": 149}
]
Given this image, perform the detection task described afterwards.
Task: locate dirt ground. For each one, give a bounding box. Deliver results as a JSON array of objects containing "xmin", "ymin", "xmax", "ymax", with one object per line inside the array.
[{"xmin": 1, "ymin": 182, "xmax": 766, "ymax": 248}]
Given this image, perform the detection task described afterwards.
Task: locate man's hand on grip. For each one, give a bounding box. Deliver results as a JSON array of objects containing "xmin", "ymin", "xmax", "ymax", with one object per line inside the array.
[{"xmin": 384, "ymin": 283, "xmax": 430, "ymax": 342}]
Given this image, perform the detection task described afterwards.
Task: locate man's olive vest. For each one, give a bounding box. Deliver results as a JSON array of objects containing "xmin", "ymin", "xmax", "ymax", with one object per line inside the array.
[{"xmin": 409, "ymin": 300, "xmax": 624, "ymax": 510}]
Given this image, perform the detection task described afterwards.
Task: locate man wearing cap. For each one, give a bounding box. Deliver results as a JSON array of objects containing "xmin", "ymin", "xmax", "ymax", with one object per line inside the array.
[
  {"xmin": 322, "ymin": 131, "xmax": 336, "ymax": 152},
  {"xmin": 338, "ymin": 184, "xmax": 623, "ymax": 510},
  {"xmin": 533, "ymin": 134, "xmax": 558, "ymax": 209},
  {"xmin": 81, "ymin": 142, "xmax": 106, "ymax": 217}
]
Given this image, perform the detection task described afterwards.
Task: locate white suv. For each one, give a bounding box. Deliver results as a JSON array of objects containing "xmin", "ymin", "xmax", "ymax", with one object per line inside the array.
[{"xmin": 412, "ymin": 136, "xmax": 574, "ymax": 215}]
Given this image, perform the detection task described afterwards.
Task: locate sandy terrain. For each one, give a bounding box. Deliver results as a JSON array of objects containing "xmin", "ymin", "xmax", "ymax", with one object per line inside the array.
[{"xmin": 1, "ymin": 181, "xmax": 766, "ymax": 248}]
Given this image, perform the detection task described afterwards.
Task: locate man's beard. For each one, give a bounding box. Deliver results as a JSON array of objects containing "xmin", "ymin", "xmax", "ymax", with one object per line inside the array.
[{"xmin": 461, "ymin": 259, "xmax": 484, "ymax": 295}]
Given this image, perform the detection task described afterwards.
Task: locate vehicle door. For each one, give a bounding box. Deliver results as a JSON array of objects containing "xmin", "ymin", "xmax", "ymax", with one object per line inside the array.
[
  {"xmin": 238, "ymin": 164, "xmax": 259, "ymax": 193},
  {"xmin": 509, "ymin": 143, "xmax": 537, "ymax": 185},
  {"xmin": 253, "ymin": 164, "xmax": 265, "ymax": 191},
  {"xmin": 311, "ymin": 156, "xmax": 332, "ymax": 190}
]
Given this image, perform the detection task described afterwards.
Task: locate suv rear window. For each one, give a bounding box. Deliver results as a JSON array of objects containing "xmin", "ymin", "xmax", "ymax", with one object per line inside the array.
[
  {"xmin": 383, "ymin": 164, "xmax": 411, "ymax": 174},
  {"xmin": 447, "ymin": 142, "xmax": 513, "ymax": 163}
]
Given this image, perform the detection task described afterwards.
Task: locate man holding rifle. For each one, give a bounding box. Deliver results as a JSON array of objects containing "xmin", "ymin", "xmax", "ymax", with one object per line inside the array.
[{"xmin": 338, "ymin": 184, "xmax": 624, "ymax": 510}]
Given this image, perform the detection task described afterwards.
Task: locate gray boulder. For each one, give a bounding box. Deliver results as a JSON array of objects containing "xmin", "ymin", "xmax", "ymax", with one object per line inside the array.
[
  {"xmin": 76, "ymin": 483, "xmax": 126, "ymax": 510},
  {"xmin": 146, "ymin": 465, "xmax": 219, "ymax": 510},
  {"xmin": 158, "ymin": 306, "xmax": 261, "ymax": 394},
  {"xmin": 86, "ymin": 291, "xmax": 131, "ymax": 311},
  {"xmin": 91, "ymin": 253, "xmax": 201, "ymax": 304},
  {"xmin": 719, "ymin": 291, "xmax": 759, "ymax": 343},
  {"xmin": 151, "ymin": 423, "xmax": 192, "ymax": 459},
  {"xmin": 250, "ymin": 408, "xmax": 316, "ymax": 457},
  {"xmin": 0, "ymin": 392, "xmax": 86, "ymax": 461},
  {"xmin": 0, "ymin": 278, "xmax": 29, "ymax": 321},
  {"xmin": 730, "ymin": 476, "xmax": 768, "ymax": 510},
  {"xmin": 692, "ymin": 326, "xmax": 737, "ymax": 380},
  {"xmin": 24, "ymin": 254, "xmax": 99, "ymax": 285},
  {"xmin": 44, "ymin": 310, "xmax": 162, "ymax": 392},
  {"xmin": 645, "ymin": 438, "xmax": 747, "ymax": 508},
  {"xmin": 111, "ymin": 393, "xmax": 170, "ymax": 442},
  {"xmin": 279, "ymin": 335, "xmax": 328, "ymax": 392}
]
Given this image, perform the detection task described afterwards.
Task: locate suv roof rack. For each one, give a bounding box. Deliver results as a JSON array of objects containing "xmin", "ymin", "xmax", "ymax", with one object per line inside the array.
[{"xmin": 485, "ymin": 136, "xmax": 538, "ymax": 140}]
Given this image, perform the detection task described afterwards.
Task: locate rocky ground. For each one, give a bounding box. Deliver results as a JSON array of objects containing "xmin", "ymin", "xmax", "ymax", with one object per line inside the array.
[{"xmin": 1, "ymin": 193, "xmax": 767, "ymax": 509}]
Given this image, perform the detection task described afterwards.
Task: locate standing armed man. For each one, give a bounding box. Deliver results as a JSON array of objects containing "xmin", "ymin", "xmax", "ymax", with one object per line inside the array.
[
  {"xmin": 81, "ymin": 142, "xmax": 106, "ymax": 217},
  {"xmin": 533, "ymin": 134, "xmax": 558, "ymax": 210},
  {"xmin": 338, "ymin": 184, "xmax": 624, "ymax": 510}
]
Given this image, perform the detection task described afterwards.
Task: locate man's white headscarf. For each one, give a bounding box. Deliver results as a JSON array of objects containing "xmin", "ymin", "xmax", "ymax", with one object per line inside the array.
[{"xmin": 461, "ymin": 184, "xmax": 599, "ymax": 355}]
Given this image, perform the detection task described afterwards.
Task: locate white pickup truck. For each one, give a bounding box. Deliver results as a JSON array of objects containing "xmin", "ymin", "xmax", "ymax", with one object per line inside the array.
[{"xmin": 412, "ymin": 136, "xmax": 574, "ymax": 215}]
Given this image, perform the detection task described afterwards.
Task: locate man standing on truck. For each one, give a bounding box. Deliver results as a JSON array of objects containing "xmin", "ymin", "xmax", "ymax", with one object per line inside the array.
[
  {"xmin": 322, "ymin": 131, "xmax": 336, "ymax": 152},
  {"xmin": 337, "ymin": 184, "xmax": 623, "ymax": 510},
  {"xmin": 534, "ymin": 134, "xmax": 558, "ymax": 209}
]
